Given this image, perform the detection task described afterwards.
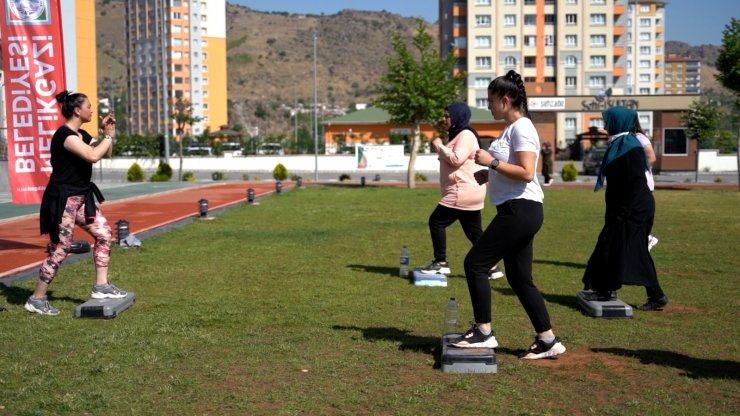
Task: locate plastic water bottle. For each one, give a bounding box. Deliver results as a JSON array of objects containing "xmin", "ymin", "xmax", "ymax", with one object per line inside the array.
[
  {"xmin": 399, "ymin": 246, "xmax": 409, "ymax": 277},
  {"xmin": 443, "ymin": 297, "xmax": 459, "ymax": 335}
]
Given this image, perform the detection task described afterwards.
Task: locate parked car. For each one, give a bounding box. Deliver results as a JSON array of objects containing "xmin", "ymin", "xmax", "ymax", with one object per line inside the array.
[
  {"xmin": 221, "ymin": 142, "xmax": 243, "ymax": 156},
  {"xmin": 256, "ymin": 143, "xmax": 284, "ymax": 155},
  {"xmin": 185, "ymin": 143, "xmax": 213, "ymax": 156},
  {"xmin": 583, "ymin": 147, "xmax": 607, "ymax": 175},
  {"xmin": 119, "ymin": 145, "xmax": 150, "ymax": 157}
]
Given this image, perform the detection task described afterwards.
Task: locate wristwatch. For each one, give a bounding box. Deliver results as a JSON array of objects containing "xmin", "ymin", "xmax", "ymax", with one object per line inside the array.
[{"xmin": 490, "ymin": 158, "xmax": 500, "ymax": 170}]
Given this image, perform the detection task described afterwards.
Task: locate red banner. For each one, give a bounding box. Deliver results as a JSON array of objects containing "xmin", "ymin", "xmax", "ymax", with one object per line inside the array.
[{"xmin": 0, "ymin": 0, "xmax": 66, "ymax": 204}]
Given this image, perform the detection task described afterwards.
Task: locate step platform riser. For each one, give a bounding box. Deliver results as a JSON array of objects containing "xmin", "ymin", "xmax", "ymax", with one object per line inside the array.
[
  {"xmin": 441, "ymin": 333, "xmax": 497, "ymax": 374},
  {"xmin": 74, "ymin": 293, "xmax": 135, "ymax": 319},
  {"xmin": 576, "ymin": 291, "xmax": 633, "ymax": 319}
]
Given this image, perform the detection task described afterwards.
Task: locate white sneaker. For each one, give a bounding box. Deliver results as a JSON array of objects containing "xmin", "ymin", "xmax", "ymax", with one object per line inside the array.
[
  {"xmin": 647, "ymin": 235, "xmax": 659, "ymax": 251},
  {"xmin": 488, "ymin": 265, "xmax": 504, "ymax": 280}
]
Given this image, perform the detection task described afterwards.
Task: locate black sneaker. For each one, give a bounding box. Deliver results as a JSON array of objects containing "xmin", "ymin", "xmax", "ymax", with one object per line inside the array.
[
  {"xmin": 449, "ymin": 324, "xmax": 498, "ymax": 348},
  {"xmin": 520, "ymin": 336, "xmax": 566, "ymax": 360},
  {"xmin": 582, "ymin": 291, "xmax": 618, "ymax": 302},
  {"xmin": 419, "ymin": 260, "xmax": 450, "ymax": 275},
  {"xmin": 636, "ymin": 295, "xmax": 669, "ymax": 311}
]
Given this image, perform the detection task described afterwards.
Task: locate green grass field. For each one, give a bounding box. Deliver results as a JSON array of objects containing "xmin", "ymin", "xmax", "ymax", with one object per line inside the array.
[{"xmin": 1, "ymin": 186, "xmax": 738, "ymax": 415}]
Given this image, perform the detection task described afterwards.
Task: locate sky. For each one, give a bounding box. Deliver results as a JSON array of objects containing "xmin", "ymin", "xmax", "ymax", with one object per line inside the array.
[{"xmin": 233, "ymin": 0, "xmax": 739, "ymax": 45}]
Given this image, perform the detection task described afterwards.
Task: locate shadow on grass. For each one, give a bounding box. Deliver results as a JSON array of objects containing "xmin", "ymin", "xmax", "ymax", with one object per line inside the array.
[
  {"xmin": 0, "ymin": 285, "xmax": 86, "ymax": 306},
  {"xmin": 492, "ymin": 287, "xmax": 582, "ymax": 313},
  {"xmin": 333, "ymin": 325, "xmax": 442, "ymax": 368},
  {"xmin": 533, "ymin": 259, "xmax": 586, "ymax": 270},
  {"xmin": 347, "ymin": 264, "xmax": 400, "ymax": 278},
  {"xmin": 591, "ymin": 347, "xmax": 740, "ymax": 380}
]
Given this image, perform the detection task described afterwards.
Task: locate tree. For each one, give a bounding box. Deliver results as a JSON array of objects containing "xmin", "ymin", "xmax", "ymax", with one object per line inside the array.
[
  {"xmin": 714, "ymin": 18, "xmax": 740, "ymax": 189},
  {"xmin": 681, "ymin": 100, "xmax": 721, "ymax": 182},
  {"xmin": 375, "ymin": 19, "xmax": 465, "ymax": 188},
  {"xmin": 171, "ymin": 98, "xmax": 202, "ymax": 181}
]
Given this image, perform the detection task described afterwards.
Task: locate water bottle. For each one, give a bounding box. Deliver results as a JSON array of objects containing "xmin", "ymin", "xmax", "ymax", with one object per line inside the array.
[
  {"xmin": 443, "ymin": 297, "xmax": 459, "ymax": 336},
  {"xmin": 399, "ymin": 246, "xmax": 409, "ymax": 277}
]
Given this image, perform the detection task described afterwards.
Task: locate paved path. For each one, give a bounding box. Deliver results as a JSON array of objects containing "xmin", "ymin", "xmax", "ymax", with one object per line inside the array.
[{"xmin": 0, "ymin": 182, "xmax": 288, "ymax": 281}]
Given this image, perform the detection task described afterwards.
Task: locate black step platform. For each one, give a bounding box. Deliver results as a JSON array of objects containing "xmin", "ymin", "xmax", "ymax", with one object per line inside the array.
[
  {"xmin": 576, "ymin": 291, "xmax": 633, "ymax": 319},
  {"xmin": 74, "ymin": 292, "xmax": 135, "ymax": 319},
  {"xmin": 441, "ymin": 333, "xmax": 497, "ymax": 373}
]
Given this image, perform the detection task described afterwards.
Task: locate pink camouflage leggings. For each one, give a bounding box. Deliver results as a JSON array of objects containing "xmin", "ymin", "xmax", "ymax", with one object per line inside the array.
[{"xmin": 39, "ymin": 195, "xmax": 112, "ymax": 284}]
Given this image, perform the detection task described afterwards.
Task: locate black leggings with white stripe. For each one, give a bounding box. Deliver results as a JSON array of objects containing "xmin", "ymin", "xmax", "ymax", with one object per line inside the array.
[{"xmin": 463, "ymin": 198, "xmax": 552, "ymax": 333}]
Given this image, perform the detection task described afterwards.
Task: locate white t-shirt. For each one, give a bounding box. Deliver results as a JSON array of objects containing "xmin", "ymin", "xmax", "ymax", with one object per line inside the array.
[
  {"xmin": 487, "ymin": 117, "xmax": 544, "ymax": 206},
  {"xmin": 635, "ymin": 132, "xmax": 655, "ymax": 191}
]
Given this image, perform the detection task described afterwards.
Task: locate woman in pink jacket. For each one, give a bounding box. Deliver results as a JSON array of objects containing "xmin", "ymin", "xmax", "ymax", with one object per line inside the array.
[{"xmin": 420, "ymin": 103, "xmax": 503, "ymax": 279}]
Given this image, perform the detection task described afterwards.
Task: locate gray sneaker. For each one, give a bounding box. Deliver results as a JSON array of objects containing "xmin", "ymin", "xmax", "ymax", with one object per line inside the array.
[
  {"xmin": 91, "ymin": 283, "xmax": 127, "ymax": 299},
  {"xmin": 24, "ymin": 296, "xmax": 60, "ymax": 316}
]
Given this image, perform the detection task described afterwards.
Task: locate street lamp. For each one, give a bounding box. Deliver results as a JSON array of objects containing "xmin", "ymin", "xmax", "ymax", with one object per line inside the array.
[{"xmin": 313, "ymin": 30, "xmax": 318, "ymax": 183}]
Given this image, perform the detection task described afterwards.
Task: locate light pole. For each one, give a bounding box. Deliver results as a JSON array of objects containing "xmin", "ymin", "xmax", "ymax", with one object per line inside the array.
[{"xmin": 313, "ymin": 30, "xmax": 318, "ymax": 182}]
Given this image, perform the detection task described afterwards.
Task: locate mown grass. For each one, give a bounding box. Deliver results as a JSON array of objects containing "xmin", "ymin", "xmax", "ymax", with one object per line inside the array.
[{"xmin": 1, "ymin": 186, "xmax": 738, "ymax": 415}]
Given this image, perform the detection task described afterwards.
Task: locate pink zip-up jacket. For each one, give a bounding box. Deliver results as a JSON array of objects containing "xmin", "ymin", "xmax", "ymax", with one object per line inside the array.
[{"xmin": 434, "ymin": 130, "xmax": 486, "ymax": 211}]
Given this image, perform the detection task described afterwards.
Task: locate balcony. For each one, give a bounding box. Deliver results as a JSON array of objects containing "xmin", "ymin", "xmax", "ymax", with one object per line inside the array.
[{"xmin": 614, "ymin": 4, "xmax": 624, "ymax": 15}]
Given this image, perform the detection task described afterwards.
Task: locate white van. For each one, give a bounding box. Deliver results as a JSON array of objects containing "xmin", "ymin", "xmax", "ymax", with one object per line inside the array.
[{"xmin": 256, "ymin": 143, "xmax": 284, "ymax": 155}]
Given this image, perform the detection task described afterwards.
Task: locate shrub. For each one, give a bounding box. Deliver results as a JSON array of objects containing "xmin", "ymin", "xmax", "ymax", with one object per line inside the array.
[
  {"xmin": 415, "ymin": 173, "xmax": 427, "ymax": 182},
  {"xmin": 561, "ymin": 162, "xmax": 578, "ymax": 182},
  {"xmin": 182, "ymin": 172, "xmax": 196, "ymax": 182},
  {"xmin": 155, "ymin": 161, "xmax": 173, "ymax": 180},
  {"xmin": 714, "ymin": 177, "xmax": 722, "ymax": 183},
  {"xmin": 212, "ymin": 171, "xmax": 225, "ymax": 181},
  {"xmin": 339, "ymin": 173, "xmax": 351, "ymax": 182},
  {"xmin": 289, "ymin": 174, "xmax": 301, "ymax": 181},
  {"xmin": 150, "ymin": 173, "xmax": 169, "ymax": 182},
  {"xmin": 242, "ymin": 173, "xmax": 250, "ymax": 181},
  {"xmin": 272, "ymin": 163, "xmax": 288, "ymax": 180},
  {"xmin": 127, "ymin": 163, "xmax": 145, "ymax": 182}
]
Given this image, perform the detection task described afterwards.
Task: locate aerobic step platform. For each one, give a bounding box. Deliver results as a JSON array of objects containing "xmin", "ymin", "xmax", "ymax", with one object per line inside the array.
[
  {"xmin": 412, "ymin": 268, "xmax": 447, "ymax": 287},
  {"xmin": 576, "ymin": 291, "xmax": 633, "ymax": 319},
  {"xmin": 441, "ymin": 333, "xmax": 497, "ymax": 374},
  {"xmin": 74, "ymin": 292, "xmax": 136, "ymax": 319}
]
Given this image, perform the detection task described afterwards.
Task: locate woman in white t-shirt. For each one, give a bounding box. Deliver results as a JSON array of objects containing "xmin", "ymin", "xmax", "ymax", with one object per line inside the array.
[
  {"xmin": 448, "ymin": 70, "xmax": 566, "ymax": 360},
  {"xmin": 633, "ymin": 121, "xmax": 660, "ymax": 252}
]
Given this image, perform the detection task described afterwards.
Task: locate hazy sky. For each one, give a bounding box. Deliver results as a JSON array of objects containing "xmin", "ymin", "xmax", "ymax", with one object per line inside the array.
[{"xmin": 233, "ymin": 0, "xmax": 738, "ymax": 45}]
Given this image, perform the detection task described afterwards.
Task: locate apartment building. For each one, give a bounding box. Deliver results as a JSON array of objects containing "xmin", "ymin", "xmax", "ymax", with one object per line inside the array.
[
  {"xmin": 664, "ymin": 55, "xmax": 701, "ymax": 95},
  {"xmin": 439, "ymin": 0, "xmax": 668, "ymax": 148},
  {"xmin": 125, "ymin": 0, "xmax": 227, "ymax": 138}
]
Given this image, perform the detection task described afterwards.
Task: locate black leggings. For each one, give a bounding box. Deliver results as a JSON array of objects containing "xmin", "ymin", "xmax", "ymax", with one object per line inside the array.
[
  {"xmin": 463, "ymin": 199, "xmax": 552, "ymax": 333},
  {"xmin": 428, "ymin": 204, "xmax": 482, "ymax": 261}
]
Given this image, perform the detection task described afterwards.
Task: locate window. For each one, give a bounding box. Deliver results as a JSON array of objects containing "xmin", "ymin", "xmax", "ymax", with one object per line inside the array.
[
  {"xmin": 524, "ymin": 15, "xmax": 535, "ymax": 25},
  {"xmin": 640, "ymin": 18, "xmax": 651, "ymax": 27},
  {"xmin": 565, "ymin": 55, "xmax": 577, "ymax": 67},
  {"xmin": 524, "ymin": 56, "xmax": 536, "ymax": 68},
  {"xmin": 504, "ymin": 35, "xmax": 516, "ymax": 47},
  {"xmin": 640, "ymin": 46, "xmax": 651, "ymax": 55},
  {"xmin": 565, "ymin": 76, "xmax": 577, "ymax": 87},
  {"xmin": 590, "ymin": 118, "xmax": 604, "ymax": 128},
  {"xmin": 590, "ymin": 0, "xmax": 605, "ymax": 4},
  {"xmin": 590, "ymin": 35, "xmax": 606, "ymax": 46},
  {"xmin": 639, "ymin": 87, "xmax": 650, "ymax": 94},
  {"xmin": 640, "ymin": 4, "xmax": 651, "ymax": 13},
  {"xmin": 524, "ymin": 36, "xmax": 536, "ymax": 47},
  {"xmin": 545, "ymin": 15, "xmax": 556, "ymax": 25},
  {"xmin": 590, "ymin": 14, "xmax": 606, "ymax": 25},
  {"xmin": 504, "ymin": 15, "xmax": 516, "ymax": 26},
  {"xmin": 504, "ymin": 56, "xmax": 517, "ymax": 67},
  {"xmin": 664, "ymin": 129, "xmax": 687, "ymax": 154},
  {"xmin": 475, "ymin": 36, "xmax": 491, "ymax": 48},
  {"xmin": 566, "ymin": 0, "xmax": 577, "ymax": 4},
  {"xmin": 475, "ymin": 77, "xmax": 491, "ymax": 88},
  {"xmin": 476, "ymin": 15, "xmax": 491, "ymax": 26},
  {"xmin": 639, "ymin": 115, "xmax": 650, "ymax": 127},
  {"xmin": 454, "ymin": 37, "xmax": 467, "ymax": 48},
  {"xmin": 565, "ymin": 14, "xmax": 577, "ymax": 25},
  {"xmin": 476, "ymin": 98, "xmax": 489, "ymax": 108},
  {"xmin": 565, "ymin": 35, "xmax": 577, "ymax": 47},
  {"xmin": 640, "ymin": 32, "xmax": 651, "ymax": 41},
  {"xmin": 476, "ymin": 0, "xmax": 492, "ymax": 4},
  {"xmin": 544, "ymin": 35, "xmax": 554, "ymax": 46},
  {"xmin": 640, "ymin": 73, "xmax": 651, "ymax": 82},
  {"xmin": 565, "ymin": 117, "xmax": 577, "ymax": 129},
  {"xmin": 545, "ymin": 56, "xmax": 555, "ymax": 67},
  {"xmin": 589, "ymin": 76, "xmax": 606, "ymax": 88},
  {"xmin": 640, "ymin": 60, "xmax": 651, "ymax": 68},
  {"xmin": 590, "ymin": 55, "xmax": 606, "ymax": 67},
  {"xmin": 475, "ymin": 56, "xmax": 492, "ymax": 68},
  {"xmin": 503, "ymin": 0, "xmax": 515, "ymax": 4}
]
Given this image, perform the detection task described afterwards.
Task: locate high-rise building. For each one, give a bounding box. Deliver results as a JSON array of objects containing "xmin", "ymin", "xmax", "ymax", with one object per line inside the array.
[
  {"xmin": 125, "ymin": 0, "xmax": 227, "ymax": 138},
  {"xmin": 664, "ymin": 55, "xmax": 701, "ymax": 95},
  {"xmin": 439, "ymin": 0, "xmax": 667, "ymax": 148}
]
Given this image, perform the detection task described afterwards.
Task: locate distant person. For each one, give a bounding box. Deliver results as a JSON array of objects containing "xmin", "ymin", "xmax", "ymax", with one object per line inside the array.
[
  {"xmin": 25, "ymin": 91, "xmax": 128, "ymax": 316},
  {"xmin": 633, "ymin": 120, "xmax": 659, "ymax": 251},
  {"xmin": 450, "ymin": 70, "xmax": 566, "ymax": 360},
  {"xmin": 420, "ymin": 103, "xmax": 504, "ymax": 280},
  {"xmin": 541, "ymin": 140, "xmax": 554, "ymax": 186},
  {"xmin": 582, "ymin": 106, "xmax": 668, "ymax": 311}
]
